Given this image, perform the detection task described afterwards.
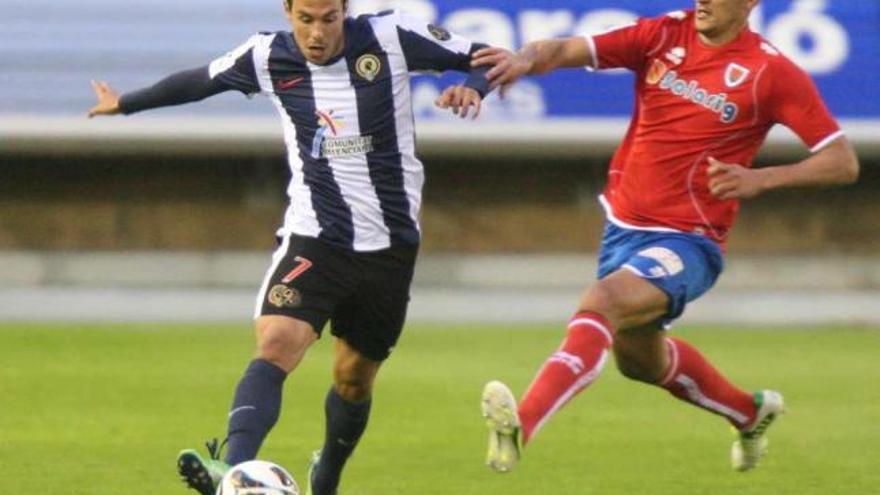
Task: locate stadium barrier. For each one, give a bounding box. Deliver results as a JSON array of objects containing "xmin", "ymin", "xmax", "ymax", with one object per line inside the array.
[
  {"xmin": 3, "ymin": 0, "xmax": 879, "ymax": 157},
  {"xmin": 1, "ymin": 252, "xmax": 878, "ymax": 324},
  {"xmin": 2, "ymin": 251, "xmax": 878, "ymax": 291}
]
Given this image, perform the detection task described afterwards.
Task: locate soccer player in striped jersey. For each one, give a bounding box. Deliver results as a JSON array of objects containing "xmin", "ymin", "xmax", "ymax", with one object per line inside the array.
[
  {"xmin": 472, "ymin": 0, "xmax": 860, "ymax": 475},
  {"xmin": 89, "ymin": 1, "xmax": 491, "ymax": 494}
]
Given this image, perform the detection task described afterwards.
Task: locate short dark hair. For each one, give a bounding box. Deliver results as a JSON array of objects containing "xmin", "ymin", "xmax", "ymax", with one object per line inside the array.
[{"xmin": 285, "ymin": 0, "xmax": 348, "ymax": 10}]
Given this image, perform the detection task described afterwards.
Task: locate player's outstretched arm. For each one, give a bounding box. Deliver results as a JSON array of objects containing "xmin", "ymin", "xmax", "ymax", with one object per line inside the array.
[
  {"xmin": 708, "ymin": 137, "xmax": 860, "ymax": 200},
  {"xmin": 472, "ymin": 37, "xmax": 593, "ymax": 92},
  {"xmin": 87, "ymin": 67, "xmax": 230, "ymax": 118},
  {"xmin": 755, "ymin": 137, "xmax": 859, "ymax": 191}
]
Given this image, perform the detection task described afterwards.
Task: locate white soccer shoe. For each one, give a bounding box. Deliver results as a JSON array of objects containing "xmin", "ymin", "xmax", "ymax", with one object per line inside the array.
[
  {"xmin": 304, "ymin": 450, "xmax": 321, "ymax": 495},
  {"xmin": 731, "ymin": 390, "xmax": 785, "ymax": 472},
  {"xmin": 481, "ymin": 380, "xmax": 522, "ymax": 473}
]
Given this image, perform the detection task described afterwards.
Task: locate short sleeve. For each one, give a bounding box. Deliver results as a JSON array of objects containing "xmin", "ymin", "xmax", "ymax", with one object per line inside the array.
[
  {"xmin": 587, "ymin": 16, "xmax": 668, "ymax": 72},
  {"xmin": 766, "ymin": 58, "xmax": 842, "ymax": 152},
  {"xmin": 393, "ymin": 13, "xmax": 477, "ymax": 73},
  {"xmin": 208, "ymin": 35, "xmax": 262, "ymax": 96}
]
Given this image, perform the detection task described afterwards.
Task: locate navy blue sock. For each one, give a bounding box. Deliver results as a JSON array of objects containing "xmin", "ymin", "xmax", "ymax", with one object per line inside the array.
[
  {"xmin": 224, "ymin": 359, "xmax": 287, "ymax": 465},
  {"xmin": 312, "ymin": 387, "xmax": 371, "ymax": 495}
]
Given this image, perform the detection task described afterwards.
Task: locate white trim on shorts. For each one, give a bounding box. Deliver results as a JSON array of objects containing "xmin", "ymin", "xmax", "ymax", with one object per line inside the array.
[{"xmin": 253, "ymin": 234, "xmax": 292, "ymax": 320}]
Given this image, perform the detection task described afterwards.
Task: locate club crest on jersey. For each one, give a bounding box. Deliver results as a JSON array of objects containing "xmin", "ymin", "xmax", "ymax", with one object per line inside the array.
[
  {"xmin": 427, "ymin": 23, "xmax": 451, "ymax": 41},
  {"xmin": 355, "ymin": 54, "xmax": 381, "ymax": 82},
  {"xmin": 656, "ymin": 70, "xmax": 740, "ymax": 124},
  {"xmin": 724, "ymin": 63, "xmax": 750, "ymax": 88}
]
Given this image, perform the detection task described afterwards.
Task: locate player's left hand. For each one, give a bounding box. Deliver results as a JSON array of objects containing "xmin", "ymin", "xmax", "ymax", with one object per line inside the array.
[
  {"xmin": 707, "ymin": 157, "xmax": 768, "ymax": 200},
  {"xmin": 434, "ymin": 85, "xmax": 483, "ymax": 120},
  {"xmin": 88, "ymin": 80, "xmax": 121, "ymax": 118}
]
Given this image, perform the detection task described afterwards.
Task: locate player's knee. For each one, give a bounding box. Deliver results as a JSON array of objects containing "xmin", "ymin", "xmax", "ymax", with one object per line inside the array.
[
  {"xmin": 258, "ymin": 326, "xmax": 307, "ymax": 355},
  {"xmin": 579, "ymin": 281, "xmax": 629, "ymax": 326},
  {"xmin": 333, "ymin": 375, "xmax": 372, "ymax": 403},
  {"xmin": 255, "ymin": 320, "xmax": 315, "ymax": 370},
  {"xmin": 333, "ymin": 340, "xmax": 380, "ymax": 402},
  {"xmin": 333, "ymin": 362, "xmax": 376, "ymax": 402},
  {"xmin": 614, "ymin": 357, "xmax": 656, "ymax": 383},
  {"xmin": 613, "ymin": 348, "xmax": 665, "ymax": 383},
  {"xmin": 580, "ymin": 277, "xmax": 667, "ymax": 330}
]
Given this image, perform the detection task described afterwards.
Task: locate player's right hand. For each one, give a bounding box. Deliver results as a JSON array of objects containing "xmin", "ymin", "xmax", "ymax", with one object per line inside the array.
[
  {"xmin": 707, "ymin": 157, "xmax": 768, "ymax": 200},
  {"xmin": 434, "ymin": 85, "xmax": 482, "ymax": 120},
  {"xmin": 471, "ymin": 47, "xmax": 532, "ymax": 98},
  {"xmin": 88, "ymin": 80, "xmax": 121, "ymax": 118}
]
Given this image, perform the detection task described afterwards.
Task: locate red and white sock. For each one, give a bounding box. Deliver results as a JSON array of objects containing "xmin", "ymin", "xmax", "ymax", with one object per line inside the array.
[
  {"xmin": 659, "ymin": 337, "xmax": 757, "ymax": 429},
  {"xmin": 518, "ymin": 311, "xmax": 614, "ymax": 445}
]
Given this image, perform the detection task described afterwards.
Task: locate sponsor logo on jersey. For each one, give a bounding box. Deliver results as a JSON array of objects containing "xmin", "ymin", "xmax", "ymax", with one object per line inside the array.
[
  {"xmin": 311, "ymin": 109, "xmax": 375, "ymax": 159},
  {"xmin": 724, "ymin": 63, "xmax": 750, "ymax": 88},
  {"xmin": 427, "ymin": 23, "xmax": 451, "ymax": 41},
  {"xmin": 320, "ymin": 135, "xmax": 375, "ymax": 158},
  {"xmin": 355, "ymin": 54, "xmax": 381, "ymax": 82},
  {"xmin": 646, "ymin": 47, "xmax": 685, "ymax": 85},
  {"xmin": 268, "ymin": 284, "xmax": 301, "ymax": 308},
  {"xmin": 655, "ymin": 70, "xmax": 740, "ymax": 124},
  {"xmin": 647, "ymin": 59, "xmax": 670, "ymax": 85}
]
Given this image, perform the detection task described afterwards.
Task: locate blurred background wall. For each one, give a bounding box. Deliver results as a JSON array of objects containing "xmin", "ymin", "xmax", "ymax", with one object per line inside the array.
[{"xmin": 1, "ymin": 0, "xmax": 878, "ymax": 323}]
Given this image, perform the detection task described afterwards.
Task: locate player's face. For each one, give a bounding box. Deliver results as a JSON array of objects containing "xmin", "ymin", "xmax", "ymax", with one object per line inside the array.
[
  {"xmin": 694, "ymin": 0, "xmax": 758, "ymax": 43},
  {"xmin": 285, "ymin": 0, "xmax": 346, "ymax": 64}
]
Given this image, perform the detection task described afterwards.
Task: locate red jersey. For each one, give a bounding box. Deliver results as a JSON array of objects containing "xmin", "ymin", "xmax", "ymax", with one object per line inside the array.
[{"xmin": 587, "ymin": 9, "xmax": 842, "ymax": 247}]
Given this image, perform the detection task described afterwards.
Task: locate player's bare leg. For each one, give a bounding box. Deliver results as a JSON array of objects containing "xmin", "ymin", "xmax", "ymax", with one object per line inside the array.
[
  {"xmin": 307, "ymin": 338, "xmax": 381, "ymax": 495},
  {"xmin": 484, "ymin": 268, "xmax": 782, "ymax": 472},
  {"xmin": 227, "ymin": 316, "xmax": 316, "ymax": 462},
  {"xmin": 615, "ymin": 323, "xmax": 760, "ymax": 428},
  {"xmin": 483, "ymin": 270, "xmax": 666, "ymax": 472},
  {"xmin": 178, "ymin": 315, "xmax": 316, "ymax": 495},
  {"xmin": 611, "ymin": 322, "xmax": 669, "ymax": 384},
  {"xmin": 612, "ymin": 302, "xmax": 782, "ymax": 471}
]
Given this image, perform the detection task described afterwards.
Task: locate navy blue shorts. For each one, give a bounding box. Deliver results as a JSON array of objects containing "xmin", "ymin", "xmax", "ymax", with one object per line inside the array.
[{"xmin": 597, "ymin": 222, "xmax": 724, "ymax": 324}]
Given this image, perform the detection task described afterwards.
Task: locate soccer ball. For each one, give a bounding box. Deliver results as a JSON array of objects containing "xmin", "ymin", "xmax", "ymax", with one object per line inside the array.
[{"xmin": 216, "ymin": 460, "xmax": 300, "ymax": 495}]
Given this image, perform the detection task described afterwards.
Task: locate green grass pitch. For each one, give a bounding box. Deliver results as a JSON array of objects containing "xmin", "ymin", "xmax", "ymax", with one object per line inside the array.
[{"xmin": 1, "ymin": 323, "xmax": 878, "ymax": 494}]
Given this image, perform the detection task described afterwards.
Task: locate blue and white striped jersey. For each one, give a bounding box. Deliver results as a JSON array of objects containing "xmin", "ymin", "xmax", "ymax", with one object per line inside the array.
[{"xmin": 207, "ymin": 11, "xmax": 488, "ymax": 252}]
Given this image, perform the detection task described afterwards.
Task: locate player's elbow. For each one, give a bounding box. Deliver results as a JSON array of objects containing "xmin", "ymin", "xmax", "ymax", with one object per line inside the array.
[
  {"xmin": 838, "ymin": 145, "xmax": 860, "ymax": 185},
  {"xmin": 841, "ymin": 154, "xmax": 860, "ymax": 184},
  {"xmin": 827, "ymin": 138, "xmax": 860, "ymax": 185}
]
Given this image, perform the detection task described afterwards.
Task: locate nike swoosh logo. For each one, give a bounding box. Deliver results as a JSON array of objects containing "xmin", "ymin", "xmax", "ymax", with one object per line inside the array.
[
  {"xmin": 278, "ymin": 77, "xmax": 305, "ymax": 89},
  {"xmin": 228, "ymin": 405, "xmax": 256, "ymax": 418}
]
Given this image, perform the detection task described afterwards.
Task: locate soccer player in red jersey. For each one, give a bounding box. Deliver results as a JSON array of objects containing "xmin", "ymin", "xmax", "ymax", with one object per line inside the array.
[{"xmin": 471, "ymin": 0, "xmax": 859, "ymax": 473}]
